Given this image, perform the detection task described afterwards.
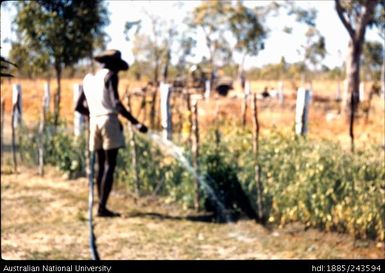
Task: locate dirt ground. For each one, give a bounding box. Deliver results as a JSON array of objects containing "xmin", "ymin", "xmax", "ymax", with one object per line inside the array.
[{"xmin": 1, "ymin": 166, "xmax": 383, "ymax": 260}]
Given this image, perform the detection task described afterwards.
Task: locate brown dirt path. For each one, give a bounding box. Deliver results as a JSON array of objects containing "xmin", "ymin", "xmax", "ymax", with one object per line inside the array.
[{"xmin": 1, "ymin": 168, "xmax": 384, "ymax": 260}]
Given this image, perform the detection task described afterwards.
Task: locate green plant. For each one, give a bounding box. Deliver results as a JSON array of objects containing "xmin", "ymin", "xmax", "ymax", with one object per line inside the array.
[{"xmin": 19, "ymin": 114, "xmax": 86, "ymax": 178}]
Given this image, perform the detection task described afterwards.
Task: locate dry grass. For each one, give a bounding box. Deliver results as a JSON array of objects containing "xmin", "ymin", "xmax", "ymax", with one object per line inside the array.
[{"xmin": 1, "ymin": 167, "xmax": 383, "ymax": 260}]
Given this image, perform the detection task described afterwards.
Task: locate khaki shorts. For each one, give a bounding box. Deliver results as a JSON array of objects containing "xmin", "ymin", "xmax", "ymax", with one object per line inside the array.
[{"xmin": 89, "ymin": 114, "xmax": 125, "ymax": 151}]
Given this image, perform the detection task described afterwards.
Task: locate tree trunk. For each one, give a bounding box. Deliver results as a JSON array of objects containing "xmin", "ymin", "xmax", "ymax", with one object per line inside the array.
[
  {"xmin": 154, "ymin": 56, "xmax": 159, "ymax": 86},
  {"xmin": 346, "ymin": 41, "xmax": 362, "ymax": 152},
  {"xmin": 335, "ymin": 0, "xmax": 376, "ymax": 152},
  {"xmin": 163, "ymin": 49, "xmax": 171, "ymax": 83},
  {"xmin": 54, "ymin": 65, "xmax": 62, "ymax": 127}
]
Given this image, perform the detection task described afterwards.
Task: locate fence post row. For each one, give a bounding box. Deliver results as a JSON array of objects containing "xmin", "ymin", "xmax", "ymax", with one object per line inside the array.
[
  {"xmin": 73, "ymin": 84, "xmax": 84, "ymax": 137},
  {"xmin": 295, "ymin": 87, "xmax": 311, "ymax": 136},
  {"xmin": 160, "ymin": 82, "xmax": 172, "ymax": 141}
]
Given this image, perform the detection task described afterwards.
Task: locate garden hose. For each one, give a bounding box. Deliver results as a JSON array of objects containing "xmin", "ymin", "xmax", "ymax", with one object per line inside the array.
[{"xmin": 88, "ymin": 150, "xmax": 100, "ymax": 260}]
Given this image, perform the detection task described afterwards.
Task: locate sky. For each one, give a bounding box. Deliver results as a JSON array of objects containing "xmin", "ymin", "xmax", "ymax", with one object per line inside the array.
[{"xmin": 0, "ymin": 0, "xmax": 382, "ymax": 70}]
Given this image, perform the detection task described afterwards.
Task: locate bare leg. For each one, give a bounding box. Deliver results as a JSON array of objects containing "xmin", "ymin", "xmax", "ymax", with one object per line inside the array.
[{"xmin": 97, "ymin": 148, "xmax": 120, "ymax": 217}]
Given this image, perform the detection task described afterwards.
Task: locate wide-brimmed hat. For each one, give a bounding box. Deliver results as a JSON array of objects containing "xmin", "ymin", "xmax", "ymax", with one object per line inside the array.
[{"xmin": 94, "ymin": 49, "xmax": 129, "ymax": 71}]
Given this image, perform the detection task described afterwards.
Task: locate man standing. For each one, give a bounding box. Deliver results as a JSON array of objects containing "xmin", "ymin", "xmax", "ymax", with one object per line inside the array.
[{"xmin": 75, "ymin": 49, "xmax": 148, "ymax": 217}]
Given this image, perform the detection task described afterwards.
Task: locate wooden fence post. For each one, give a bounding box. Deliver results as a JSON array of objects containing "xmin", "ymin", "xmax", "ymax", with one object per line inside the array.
[
  {"xmin": 73, "ymin": 84, "xmax": 84, "ymax": 137},
  {"xmin": 160, "ymin": 82, "xmax": 172, "ymax": 141},
  {"xmin": 295, "ymin": 87, "xmax": 311, "ymax": 136},
  {"xmin": 185, "ymin": 92, "xmax": 193, "ymax": 148},
  {"xmin": 38, "ymin": 82, "xmax": 50, "ymax": 176},
  {"xmin": 336, "ymin": 80, "xmax": 342, "ymax": 101},
  {"xmin": 11, "ymin": 84, "xmax": 22, "ymax": 172},
  {"xmin": 43, "ymin": 81, "xmax": 50, "ymax": 113},
  {"xmin": 137, "ymin": 93, "xmax": 147, "ymax": 124},
  {"xmin": 278, "ymin": 81, "xmax": 284, "ymax": 105},
  {"xmin": 126, "ymin": 92, "xmax": 141, "ymax": 196},
  {"xmin": 192, "ymin": 99, "xmax": 201, "ymax": 210},
  {"xmin": 252, "ymin": 94, "xmax": 264, "ymax": 222},
  {"xmin": 359, "ymin": 82, "xmax": 365, "ymax": 102},
  {"xmin": 150, "ymin": 86, "xmax": 158, "ymax": 129},
  {"xmin": 12, "ymin": 84, "xmax": 22, "ymax": 128},
  {"xmin": 342, "ymin": 79, "xmax": 349, "ymax": 112},
  {"xmin": 1, "ymin": 98, "xmax": 4, "ymax": 168},
  {"xmin": 242, "ymin": 81, "xmax": 250, "ymax": 127},
  {"xmin": 204, "ymin": 80, "xmax": 211, "ymax": 100},
  {"xmin": 38, "ymin": 98, "xmax": 45, "ymax": 176}
]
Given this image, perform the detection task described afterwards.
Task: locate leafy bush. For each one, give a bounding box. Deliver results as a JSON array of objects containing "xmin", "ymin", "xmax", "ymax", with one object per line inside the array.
[
  {"xmin": 19, "ymin": 114, "xmax": 86, "ymax": 178},
  {"xmin": 115, "ymin": 133, "xmax": 196, "ymax": 208},
  {"xmin": 226, "ymin": 128, "xmax": 385, "ymax": 241},
  {"xmin": 17, "ymin": 119, "xmax": 385, "ymax": 240}
]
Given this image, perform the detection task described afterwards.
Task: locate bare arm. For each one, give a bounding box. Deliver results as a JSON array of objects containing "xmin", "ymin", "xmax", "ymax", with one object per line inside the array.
[
  {"xmin": 106, "ymin": 72, "xmax": 140, "ymax": 124},
  {"xmin": 106, "ymin": 72, "xmax": 148, "ymax": 133}
]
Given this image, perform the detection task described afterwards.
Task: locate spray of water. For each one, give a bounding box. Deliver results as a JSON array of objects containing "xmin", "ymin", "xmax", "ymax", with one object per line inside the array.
[
  {"xmin": 147, "ymin": 131, "xmax": 233, "ymax": 223},
  {"xmin": 135, "ymin": 130, "xmax": 263, "ymax": 246}
]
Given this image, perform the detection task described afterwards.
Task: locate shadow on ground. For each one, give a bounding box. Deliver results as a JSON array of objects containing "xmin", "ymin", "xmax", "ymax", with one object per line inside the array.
[{"xmin": 127, "ymin": 211, "xmax": 244, "ymax": 223}]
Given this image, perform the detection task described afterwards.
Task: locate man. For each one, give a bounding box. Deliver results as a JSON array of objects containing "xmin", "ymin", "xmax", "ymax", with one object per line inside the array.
[{"xmin": 75, "ymin": 49, "xmax": 148, "ymax": 217}]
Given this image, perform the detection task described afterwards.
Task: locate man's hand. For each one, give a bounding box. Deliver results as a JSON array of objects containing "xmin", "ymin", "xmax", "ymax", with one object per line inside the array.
[{"xmin": 135, "ymin": 123, "xmax": 148, "ymax": 133}]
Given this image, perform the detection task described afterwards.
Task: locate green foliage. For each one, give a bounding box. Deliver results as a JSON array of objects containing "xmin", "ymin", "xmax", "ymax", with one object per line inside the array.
[
  {"xmin": 188, "ymin": 0, "xmax": 267, "ymax": 73},
  {"xmin": 228, "ymin": 2, "xmax": 266, "ymax": 57},
  {"xmin": 19, "ymin": 114, "xmax": 86, "ymax": 178},
  {"xmin": 115, "ymin": 134, "xmax": 196, "ymax": 207},
  {"xmin": 17, "ymin": 121, "xmax": 384, "ymax": 240},
  {"xmin": 12, "ymin": 0, "xmax": 109, "ymax": 76},
  {"xmin": 361, "ymin": 40, "xmax": 384, "ymax": 80},
  {"xmin": 8, "ymin": 42, "xmax": 50, "ymax": 78},
  {"xmin": 228, "ymin": 129, "xmax": 385, "ymax": 240},
  {"xmin": 0, "ymin": 54, "xmax": 16, "ymax": 78},
  {"xmin": 115, "ymin": 127, "xmax": 385, "ymax": 240}
]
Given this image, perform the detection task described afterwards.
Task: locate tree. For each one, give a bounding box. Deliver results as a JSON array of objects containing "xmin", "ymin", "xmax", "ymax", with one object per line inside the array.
[
  {"xmin": 13, "ymin": 0, "xmax": 109, "ymax": 125},
  {"xmin": 129, "ymin": 13, "xmax": 177, "ymax": 128},
  {"xmin": 175, "ymin": 35, "xmax": 196, "ymax": 75},
  {"xmin": 188, "ymin": 0, "xmax": 233, "ymax": 86},
  {"xmin": 288, "ymin": 4, "xmax": 326, "ymax": 83},
  {"xmin": 9, "ymin": 42, "xmax": 50, "ymax": 78},
  {"xmin": 361, "ymin": 41, "xmax": 383, "ymax": 81},
  {"xmin": 335, "ymin": 0, "xmax": 383, "ymax": 152},
  {"xmin": 228, "ymin": 1, "xmax": 266, "ymax": 83}
]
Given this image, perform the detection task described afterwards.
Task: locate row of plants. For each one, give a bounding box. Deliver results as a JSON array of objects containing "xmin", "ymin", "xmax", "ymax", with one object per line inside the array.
[
  {"xmin": 18, "ymin": 119, "xmax": 384, "ymax": 240},
  {"xmin": 18, "ymin": 114, "xmax": 86, "ymax": 178}
]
